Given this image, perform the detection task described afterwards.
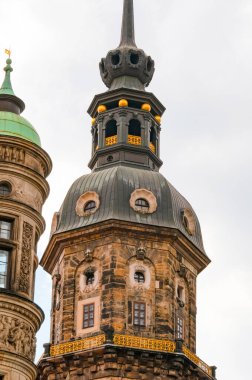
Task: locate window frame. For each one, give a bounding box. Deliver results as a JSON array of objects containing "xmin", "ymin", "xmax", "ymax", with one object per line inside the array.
[
  {"xmin": 0, "ymin": 219, "xmax": 13, "ymax": 240},
  {"xmin": 0, "ymin": 248, "xmax": 11, "ymax": 289},
  {"xmin": 133, "ymin": 301, "xmax": 146, "ymax": 327},
  {"xmin": 135, "ymin": 198, "xmax": 150, "ymax": 211},
  {"xmin": 176, "ymin": 313, "xmax": 184, "ymax": 340},
  {"xmin": 134, "ymin": 271, "xmax": 145, "ymax": 284},
  {"xmin": 82, "ymin": 303, "xmax": 95, "ymax": 329},
  {"xmin": 84, "ymin": 200, "xmax": 96, "ymax": 213}
]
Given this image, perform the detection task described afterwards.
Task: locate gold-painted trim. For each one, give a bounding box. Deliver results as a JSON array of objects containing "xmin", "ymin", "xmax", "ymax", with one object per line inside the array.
[
  {"xmin": 149, "ymin": 142, "xmax": 156, "ymax": 153},
  {"xmin": 105, "ymin": 135, "xmax": 118, "ymax": 146},
  {"xmin": 128, "ymin": 135, "xmax": 142, "ymax": 146},
  {"xmin": 50, "ymin": 334, "xmax": 105, "ymax": 357},
  {"xmin": 113, "ymin": 334, "xmax": 176, "ymax": 353},
  {"xmin": 182, "ymin": 346, "xmax": 212, "ymax": 376}
]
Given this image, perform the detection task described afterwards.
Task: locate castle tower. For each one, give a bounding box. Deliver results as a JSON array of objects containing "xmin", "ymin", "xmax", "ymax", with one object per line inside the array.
[
  {"xmin": 0, "ymin": 58, "xmax": 52, "ymax": 380},
  {"xmin": 38, "ymin": 1, "xmax": 216, "ymax": 379}
]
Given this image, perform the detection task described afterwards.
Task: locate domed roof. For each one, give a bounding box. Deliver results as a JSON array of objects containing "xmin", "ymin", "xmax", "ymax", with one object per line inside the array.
[
  {"xmin": 0, "ymin": 58, "xmax": 41, "ymax": 146},
  {"xmin": 55, "ymin": 166, "xmax": 205, "ymax": 254},
  {"xmin": 0, "ymin": 111, "xmax": 41, "ymax": 146}
]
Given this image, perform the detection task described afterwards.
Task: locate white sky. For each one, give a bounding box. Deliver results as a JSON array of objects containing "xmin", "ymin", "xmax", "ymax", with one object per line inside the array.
[{"xmin": 0, "ymin": 1, "xmax": 251, "ymax": 379}]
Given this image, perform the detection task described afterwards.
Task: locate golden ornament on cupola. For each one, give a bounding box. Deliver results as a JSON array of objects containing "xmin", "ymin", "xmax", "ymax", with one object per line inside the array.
[
  {"xmin": 97, "ymin": 105, "xmax": 107, "ymax": 113},
  {"xmin": 118, "ymin": 99, "xmax": 128, "ymax": 107},
  {"xmin": 91, "ymin": 118, "xmax": 96, "ymax": 126},
  {"xmin": 155, "ymin": 115, "xmax": 161, "ymax": 124},
  {"xmin": 141, "ymin": 103, "xmax": 151, "ymax": 112}
]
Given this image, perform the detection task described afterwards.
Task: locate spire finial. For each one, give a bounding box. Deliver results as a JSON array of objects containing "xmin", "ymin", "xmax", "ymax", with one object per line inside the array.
[
  {"xmin": 0, "ymin": 57, "xmax": 15, "ymax": 96},
  {"xmin": 119, "ymin": 0, "xmax": 137, "ymax": 47}
]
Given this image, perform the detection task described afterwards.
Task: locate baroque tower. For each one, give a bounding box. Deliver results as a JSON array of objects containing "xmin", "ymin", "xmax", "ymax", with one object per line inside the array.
[
  {"xmin": 0, "ymin": 58, "xmax": 52, "ymax": 380},
  {"xmin": 38, "ymin": 1, "xmax": 216, "ymax": 379}
]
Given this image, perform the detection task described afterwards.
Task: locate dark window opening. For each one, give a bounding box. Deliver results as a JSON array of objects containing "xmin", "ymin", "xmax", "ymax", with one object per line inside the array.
[
  {"xmin": 130, "ymin": 52, "xmax": 140, "ymax": 65},
  {"xmin": 84, "ymin": 201, "xmax": 96, "ymax": 213},
  {"xmin": 0, "ymin": 220, "xmax": 12, "ymax": 239},
  {"xmin": 150, "ymin": 127, "xmax": 156, "ymax": 145},
  {"xmin": 83, "ymin": 303, "xmax": 94, "ymax": 329},
  {"xmin": 111, "ymin": 53, "xmax": 120, "ymax": 66},
  {"xmin": 133, "ymin": 302, "xmax": 146, "ymax": 326},
  {"xmin": 0, "ymin": 182, "xmax": 11, "ymax": 196},
  {"xmin": 128, "ymin": 119, "xmax": 141, "ymax": 137},
  {"xmin": 134, "ymin": 271, "xmax": 145, "ymax": 283},
  {"xmin": 135, "ymin": 198, "xmax": 149, "ymax": 211},
  {"xmin": 105, "ymin": 120, "xmax": 117, "ymax": 138},
  {"xmin": 0, "ymin": 249, "xmax": 10, "ymax": 288},
  {"xmin": 86, "ymin": 271, "xmax": 95, "ymax": 285}
]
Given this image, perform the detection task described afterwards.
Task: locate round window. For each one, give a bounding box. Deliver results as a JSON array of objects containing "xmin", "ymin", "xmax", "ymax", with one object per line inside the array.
[{"xmin": 0, "ymin": 182, "xmax": 12, "ymax": 196}]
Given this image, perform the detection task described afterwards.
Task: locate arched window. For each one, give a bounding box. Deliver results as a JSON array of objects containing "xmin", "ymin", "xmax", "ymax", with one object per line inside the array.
[
  {"xmin": 135, "ymin": 198, "xmax": 149, "ymax": 211},
  {"xmin": 149, "ymin": 127, "xmax": 156, "ymax": 153},
  {"xmin": 134, "ymin": 271, "xmax": 145, "ymax": 283},
  {"xmin": 128, "ymin": 119, "xmax": 141, "ymax": 137},
  {"xmin": 84, "ymin": 201, "xmax": 96, "ymax": 213},
  {"xmin": 105, "ymin": 120, "xmax": 117, "ymax": 138}
]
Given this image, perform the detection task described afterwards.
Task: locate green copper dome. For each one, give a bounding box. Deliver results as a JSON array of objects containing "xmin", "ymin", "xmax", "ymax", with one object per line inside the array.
[
  {"xmin": 0, "ymin": 58, "xmax": 41, "ymax": 146},
  {"xmin": 0, "ymin": 111, "xmax": 41, "ymax": 146}
]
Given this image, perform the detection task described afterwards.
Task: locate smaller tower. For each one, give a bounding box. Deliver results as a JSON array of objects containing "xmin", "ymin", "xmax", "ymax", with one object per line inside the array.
[{"xmin": 0, "ymin": 58, "xmax": 52, "ymax": 380}]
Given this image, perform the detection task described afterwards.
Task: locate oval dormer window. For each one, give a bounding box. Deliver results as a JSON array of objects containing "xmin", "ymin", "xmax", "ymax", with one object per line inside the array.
[
  {"xmin": 130, "ymin": 189, "xmax": 157, "ymax": 214},
  {"xmin": 76, "ymin": 191, "xmax": 100, "ymax": 217}
]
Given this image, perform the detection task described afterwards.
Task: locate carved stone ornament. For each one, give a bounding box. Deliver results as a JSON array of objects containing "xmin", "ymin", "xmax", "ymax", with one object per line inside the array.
[
  {"xmin": 84, "ymin": 249, "xmax": 94, "ymax": 263},
  {"xmin": 0, "ymin": 144, "xmax": 25, "ymax": 164},
  {"xmin": 177, "ymin": 264, "xmax": 188, "ymax": 279},
  {"xmin": 136, "ymin": 247, "xmax": 146, "ymax": 260},
  {"xmin": 0, "ymin": 314, "xmax": 36, "ymax": 360},
  {"xmin": 19, "ymin": 221, "xmax": 33, "ymax": 294}
]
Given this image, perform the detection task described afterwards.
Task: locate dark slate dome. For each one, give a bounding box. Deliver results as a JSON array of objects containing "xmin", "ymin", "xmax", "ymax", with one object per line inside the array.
[{"xmin": 55, "ymin": 166, "xmax": 205, "ymax": 254}]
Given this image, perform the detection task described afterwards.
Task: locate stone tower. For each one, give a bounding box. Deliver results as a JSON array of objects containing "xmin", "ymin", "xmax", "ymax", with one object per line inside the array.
[
  {"xmin": 0, "ymin": 58, "xmax": 52, "ymax": 380},
  {"xmin": 38, "ymin": 1, "xmax": 216, "ymax": 379}
]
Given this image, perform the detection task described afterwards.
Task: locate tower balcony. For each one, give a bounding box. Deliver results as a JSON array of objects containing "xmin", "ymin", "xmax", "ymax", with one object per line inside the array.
[{"xmin": 44, "ymin": 333, "xmax": 216, "ymax": 380}]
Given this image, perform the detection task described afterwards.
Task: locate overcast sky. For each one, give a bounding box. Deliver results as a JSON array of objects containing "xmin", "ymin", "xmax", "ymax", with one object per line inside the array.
[{"xmin": 0, "ymin": 1, "xmax": 251, "ymax": 379}]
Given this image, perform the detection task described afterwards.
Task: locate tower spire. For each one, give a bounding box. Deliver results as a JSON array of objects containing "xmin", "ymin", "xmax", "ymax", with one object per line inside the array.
[
  {"xmin": 119, "ymin": 0, "xmax": 137, "ymax": 47},
  {"xmin": 0, "ymin": 58, "xmax": 25, "ymax": 113},
  {"xmin": 0, "ymin": 58, "xmax": 15, "ymax": 96}
]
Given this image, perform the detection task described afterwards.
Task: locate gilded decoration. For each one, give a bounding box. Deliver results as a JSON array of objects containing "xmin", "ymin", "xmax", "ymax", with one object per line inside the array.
[
  {"xmin": 113, "ymin": 334, "xmax": 176, "ymax": 353},
  {"xmin": 50, "ymin": 334, "xmax": 105, "ymax": 356},
  {"xmin": 182, "ymin": 346, "xmax": 212, "ymax": 376},
  {"xmin": 0, "ymin": 314, "xmax": 36, "ymax": 360},
  {"xmin": 19, "ymin": 221, "xmax": 33, "ymax": 294}
]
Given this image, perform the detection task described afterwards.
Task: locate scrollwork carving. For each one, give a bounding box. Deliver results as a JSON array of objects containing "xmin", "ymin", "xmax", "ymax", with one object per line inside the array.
[
  {"xmin": 19, "ymin": 221, "xmax": 33, "ymax": 294},
  {"xmin": 0, "ymin": 314, "xmax": 36, "ymax": 360}
]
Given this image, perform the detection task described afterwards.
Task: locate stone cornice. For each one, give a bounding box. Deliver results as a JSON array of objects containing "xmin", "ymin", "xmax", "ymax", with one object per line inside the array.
[
  {"xmin": 40, "ymin": 220, "xmax": 210, "ymax": 274},
  {"xmin": 0, "ymin": 289, "xmax": 44, "ymax": 329},
  {"xmin": 0, "ymin": 135, "xmax": 52, "ymax": 178}
]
